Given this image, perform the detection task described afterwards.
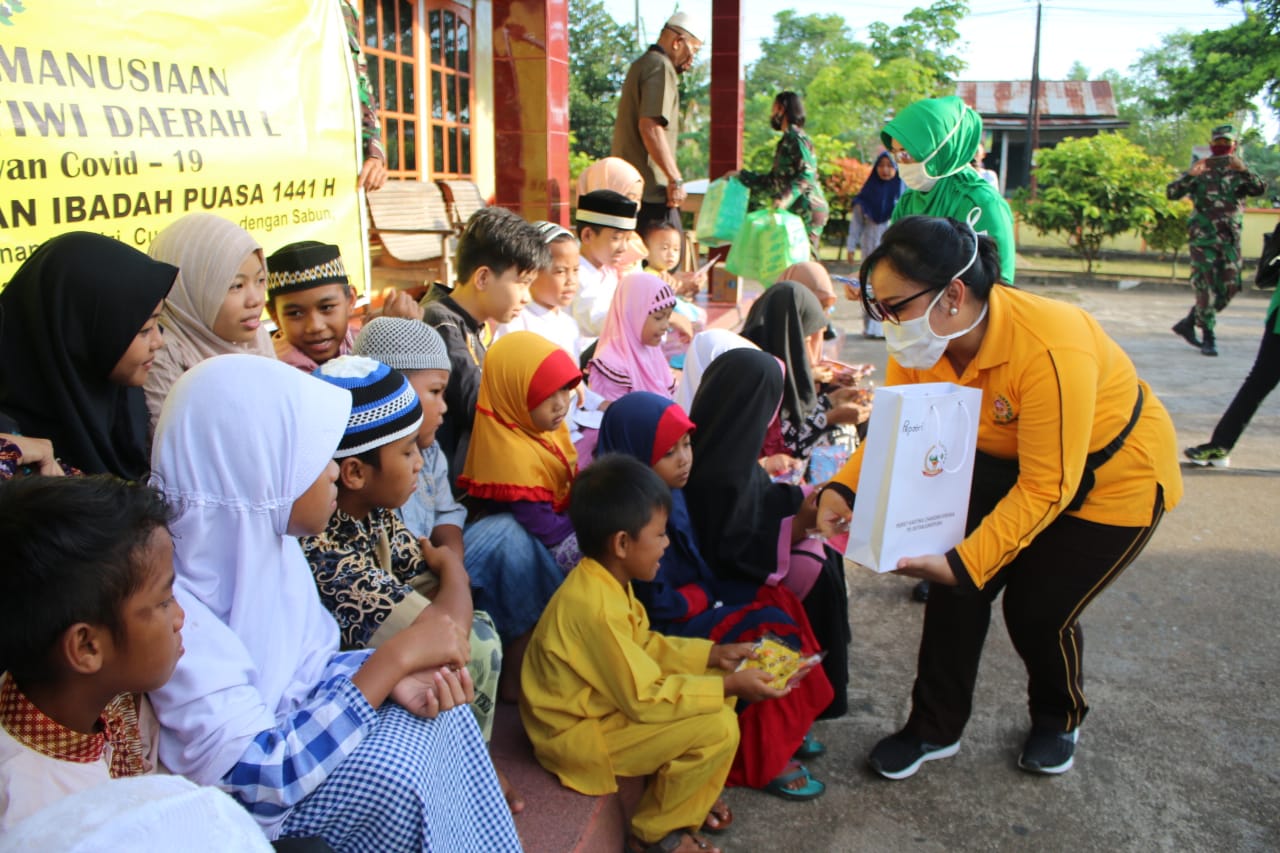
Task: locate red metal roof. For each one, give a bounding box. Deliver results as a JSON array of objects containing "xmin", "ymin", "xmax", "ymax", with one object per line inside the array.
[{"xmin": 956, "ymin": 80, "xmax": 1120, "ymax": 118}]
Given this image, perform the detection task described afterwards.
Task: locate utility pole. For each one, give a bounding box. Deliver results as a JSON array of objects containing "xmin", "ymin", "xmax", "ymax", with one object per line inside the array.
[
  {"xmin": 634, "ymin": 0, "xmax": 643, "ymax": 48},
  {"xmin": 1026, "ymin": 0, "xmax": 1043, "ymax": 197}
]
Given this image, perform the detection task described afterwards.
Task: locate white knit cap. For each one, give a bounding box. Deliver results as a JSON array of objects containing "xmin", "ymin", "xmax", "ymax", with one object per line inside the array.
[{"xmin": 353, "ymin": 317, "xmax": 452, "ymax": 372}]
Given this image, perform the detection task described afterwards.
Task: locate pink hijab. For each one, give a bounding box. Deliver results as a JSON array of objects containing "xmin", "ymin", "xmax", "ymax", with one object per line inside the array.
[
  {"xmin": 577, "ymin": 158, "xmax": 647, "ymax": 270},
  {"xmin": 576, "ymin": 157, "xmax": 644, "ymax": 200},
  {"xmin": 588, "ymin": 273, "xmax": 677, "ymax": 400}
]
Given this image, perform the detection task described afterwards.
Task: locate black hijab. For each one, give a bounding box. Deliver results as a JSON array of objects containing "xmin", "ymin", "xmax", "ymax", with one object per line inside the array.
[
  {"xmin": 684, "ymin": 348, "xmax": 805, "ymax": 585},
  {"xmin": 0, "ymin": 232, "xmax": 177, "ymax": 478},
  {"xmin": 739, "ymin": 280, "xmax": 826, "ymax": 431}
]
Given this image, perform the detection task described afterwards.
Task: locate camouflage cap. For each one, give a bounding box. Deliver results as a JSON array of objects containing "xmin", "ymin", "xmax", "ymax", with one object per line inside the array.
[{"xmin": 1211, "ymin": 124, "xmax": 1236, "ymax": 142}]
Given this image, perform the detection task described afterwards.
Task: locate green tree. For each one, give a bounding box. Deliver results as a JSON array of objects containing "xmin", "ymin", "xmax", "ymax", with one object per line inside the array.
[
  {"xmin": 1144, "ymin": 197, "xmax": 1193, "ymax": 277},
  {"xmin": 1013, "ymin": 134, "xmax": 1180, "ymax": 273},
  {"xmin": 568, "ymin": 0, "xmax": 636, "ymax": 160},
  {"xmin": 865, "ymin": 0, "xmax": 969, "ymax": 85},
  {"xmin": 1150, "ymin": 2, "xmax": 1280, "ymax": 118}
]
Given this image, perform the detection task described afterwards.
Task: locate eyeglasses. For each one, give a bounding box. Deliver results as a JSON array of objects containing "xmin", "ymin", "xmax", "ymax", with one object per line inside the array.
[{"xmin": 861, "ymin": 284, "xmax": 942, "ymax": 324}]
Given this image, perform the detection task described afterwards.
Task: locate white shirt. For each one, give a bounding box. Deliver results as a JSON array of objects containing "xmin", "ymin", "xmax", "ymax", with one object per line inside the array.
[
  {"xmin": 494, "ymin": 302, "xmax": 582, "ymax": 361},
  {"xmin": 573, "ymin": 256, "xmax": 619, "ymax": 340}
]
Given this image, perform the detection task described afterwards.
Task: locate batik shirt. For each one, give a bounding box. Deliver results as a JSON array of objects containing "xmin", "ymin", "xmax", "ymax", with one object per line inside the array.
[{"xmin": 300, "ymin": 507, "xmax": 440, "ymax": 649}]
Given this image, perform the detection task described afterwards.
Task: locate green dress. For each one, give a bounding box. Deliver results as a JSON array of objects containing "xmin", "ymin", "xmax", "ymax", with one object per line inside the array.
[{"xmin": 739, "ymin": 127, "xmax": 830, "ymax": 255}]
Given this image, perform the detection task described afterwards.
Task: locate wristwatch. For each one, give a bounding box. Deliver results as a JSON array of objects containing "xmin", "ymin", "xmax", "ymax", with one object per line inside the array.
[{"xmin": 671, "ymin": 178, "xmax": 683, "ymax": 188}]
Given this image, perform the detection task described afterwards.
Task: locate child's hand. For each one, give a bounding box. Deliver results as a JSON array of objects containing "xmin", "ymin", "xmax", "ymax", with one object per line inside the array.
[
  {"xmin": 2, "ymin": 433, "xmax": 65, "ymax": 476},
  {"xmin": 709, "ymin": 642, "xmax": 756, "ymax": 672},
  {"xmin": 391, "ymin": 665, "xmax": 474, "ymax": 718},
  {"xmin": 399, "ymin": 606, "xmax": 470, "ymax": 672},
  {"xmin": 575, "ymin": 385, "xmax": 586, "ymax": 408},
  {"xmin": 724, "ymin": 668, "xmax": 790, "ymax": 702},
  {"xmin": 668, "ymin": 311, "xmax": 695, "ymax": 343},
  {"xmin": 419, "ymin": 536, "xmax": 465, "ymax": 579},
  {"xmin": 380, "ymin": 289, "xmax": 424, "ymax": 321},
  {"xmin": 760, "ymin": 454, "xmax": 801, "ymax": 478}
]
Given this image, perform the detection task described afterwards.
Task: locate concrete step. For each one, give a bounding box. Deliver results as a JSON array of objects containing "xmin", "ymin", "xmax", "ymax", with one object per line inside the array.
[{"xmin": 489, "ymin": 703, "xmax": 644, "ymax": 852}]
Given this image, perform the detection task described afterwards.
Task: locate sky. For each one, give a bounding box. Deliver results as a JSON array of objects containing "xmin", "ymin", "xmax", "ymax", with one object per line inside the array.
[{"xmin": 600, "ymin": 0, "xmax": 1247, "ymax": 90}]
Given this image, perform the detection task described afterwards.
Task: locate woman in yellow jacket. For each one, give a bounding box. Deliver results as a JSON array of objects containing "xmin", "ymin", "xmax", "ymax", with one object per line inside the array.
[{"xmin": 817, "ymin": 216, "xmax": 1182, "ymax": 779}]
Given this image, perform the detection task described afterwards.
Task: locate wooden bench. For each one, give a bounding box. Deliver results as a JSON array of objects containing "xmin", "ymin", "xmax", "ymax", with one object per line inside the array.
[
  {"xmin": 366, "ymin": 181, "xmax": 457, "ymax": 291},
  {"xmin": 437, "ymin": 179, "xmax": 488, "ymax": 232}
]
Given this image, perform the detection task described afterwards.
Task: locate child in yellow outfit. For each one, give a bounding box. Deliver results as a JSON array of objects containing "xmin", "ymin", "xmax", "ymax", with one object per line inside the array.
[{"xmin": 521, "ymin": 454, "xmax": 790, "ymax": 853}]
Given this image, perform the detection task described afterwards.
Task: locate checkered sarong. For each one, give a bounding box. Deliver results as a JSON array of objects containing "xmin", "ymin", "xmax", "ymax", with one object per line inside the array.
[{"xmin": 279, "ymin": 703, "xmax": 520, "ymax": 852}]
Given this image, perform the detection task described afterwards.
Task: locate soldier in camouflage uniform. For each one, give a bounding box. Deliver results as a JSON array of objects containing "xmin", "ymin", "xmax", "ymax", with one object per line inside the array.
[{"xmin": 1167, "ymin": 124, "xmax": 1266, "ymax": 356}]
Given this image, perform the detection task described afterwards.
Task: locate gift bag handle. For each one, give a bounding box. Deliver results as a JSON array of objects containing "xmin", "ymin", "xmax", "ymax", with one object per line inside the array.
[{"xmin": 928, "ymin": 399, "xmax": 973, "ymax": 474}]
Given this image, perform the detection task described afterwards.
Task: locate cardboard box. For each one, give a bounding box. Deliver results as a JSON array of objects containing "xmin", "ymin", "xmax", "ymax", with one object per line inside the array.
[{"xmin": 708, "ymin": 265, "xmax": 740, "ymax": 304}]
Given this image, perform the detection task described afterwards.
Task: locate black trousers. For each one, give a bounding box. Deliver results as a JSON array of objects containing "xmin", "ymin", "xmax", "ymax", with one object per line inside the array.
[
  {"xmin": 802, "ymin": 547, "xmax": 852, "ymax": 719},
  {"xmin": 1211, "ymin": 309, "xmax": 1280, "ymax": 451},
  {"xmin": 904, "ymin": 489, "xmax": 1166, "ymax": 745}
]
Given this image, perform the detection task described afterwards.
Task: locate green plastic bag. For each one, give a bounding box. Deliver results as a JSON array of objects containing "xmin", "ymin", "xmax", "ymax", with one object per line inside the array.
[
  {"xmin": 724, "ymin": 209, "xmax": 811, "ymax": 284},
  {"xmin": 695, "ymin": 177, "xmax": 749, "ymax": 248}
]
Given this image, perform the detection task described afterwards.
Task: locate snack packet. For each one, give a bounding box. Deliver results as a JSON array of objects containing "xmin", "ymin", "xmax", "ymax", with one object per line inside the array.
[{"xmin": 734, "ymin": 634, "xmax": 825, "ymax": 687}]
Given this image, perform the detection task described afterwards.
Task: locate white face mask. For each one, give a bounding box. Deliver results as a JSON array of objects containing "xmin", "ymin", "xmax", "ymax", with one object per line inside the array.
[
  {"xmin": 883, "ymin": 229, "xmax": 987, "ymax": 370},
  {"xmin": 898, "ymin": 161, "xmax": 936, "ymax": 192},
  {"xmin": 896, "ymin": 113, "xmax": 972, "ymax": 194}
]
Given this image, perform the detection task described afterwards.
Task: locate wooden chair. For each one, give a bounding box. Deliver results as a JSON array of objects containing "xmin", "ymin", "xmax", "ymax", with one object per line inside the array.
[
  {"xmin": 365, "ymin": 181, "xmax": 457, "ymax": 291},
  {"xmin": 437, "ymin": 179, "xmax": 488, "ymax": 232}
]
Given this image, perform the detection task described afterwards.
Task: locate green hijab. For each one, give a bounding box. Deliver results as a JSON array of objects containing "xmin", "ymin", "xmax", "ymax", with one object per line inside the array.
[{"xmin": 882, "ymin": 96, "xmax": 1017, "ymax": 283}]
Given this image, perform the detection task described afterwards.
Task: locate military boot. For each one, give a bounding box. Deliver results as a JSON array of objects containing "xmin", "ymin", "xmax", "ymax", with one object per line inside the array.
[
  {"xmin": 1200, "ymin": 327, "xmax": 1218, "ymax": 357},
  {"xmin": 1171, "ymin": 309, "xmax": 1201, "ymax": 348}
]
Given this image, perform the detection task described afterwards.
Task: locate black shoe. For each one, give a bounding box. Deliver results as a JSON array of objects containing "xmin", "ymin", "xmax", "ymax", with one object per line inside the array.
[
  {"xmin": 1171, "ymin": 312, "xmax": 1201, "ymax": 348},
  {"xmin": 1200, "ymin": 329, "xmax": 1218, "ymax": 357},
  {"xmin": 911, "ymin": 580, "xmax": 930, "ymax": 603},
  {"xmin": 1018, "ymin": 727, "xmax": 1078, "ymax": 775},
  {"xmin": 868, "ymin": 731, "xmax": 960, "ymax": 780},
  {"xmin": 823, "ymin": 322, "xmax": 838, "ymax": 341}
]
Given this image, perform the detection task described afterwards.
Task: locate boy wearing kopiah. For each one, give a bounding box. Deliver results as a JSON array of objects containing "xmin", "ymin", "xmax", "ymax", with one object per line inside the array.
[
  {"xmin": 300, "ymin": 355, "xmax": 503, "ymax": 745},
  {"xmin": 521, "ymin": 454, "xmax": 790, "ymax": 853}
]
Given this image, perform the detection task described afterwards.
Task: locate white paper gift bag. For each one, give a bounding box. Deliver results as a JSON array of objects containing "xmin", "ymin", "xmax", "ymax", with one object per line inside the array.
[{"xmin": 845, "ymin": 382, "xmax": 981, "ymax": 573}]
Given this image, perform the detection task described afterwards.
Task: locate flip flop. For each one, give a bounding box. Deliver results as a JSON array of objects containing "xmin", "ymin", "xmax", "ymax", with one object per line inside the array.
[
  {"xmin": 763, "ymin": 762, "xmax": 826, "ymax": 802},
  {"xmin": 794, "ymin": 733, "xmax": 826, "ymax": 760},
  {"xmin": 700, "ymin": 797, "xmax": 733, "ymax": 834}
]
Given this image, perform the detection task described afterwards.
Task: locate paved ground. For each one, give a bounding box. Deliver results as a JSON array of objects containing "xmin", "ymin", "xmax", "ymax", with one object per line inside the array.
[{"xmin": 715, "ymin": 282, "xmax": 1280, "ymax": 852}]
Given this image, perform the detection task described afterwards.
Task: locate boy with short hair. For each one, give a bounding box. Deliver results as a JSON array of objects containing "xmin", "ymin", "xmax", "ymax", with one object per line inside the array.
[
  {"xmin": 0, "ymin": 476, "xmax": 185, "ymax": 831},
  {"xmin": 420, "ymin": 207, "xmax": 550, "ymax": 488},
  {"xmin": 573, "ymin": 189, "xmax": 640, "ymax": 341},
  {"xmin": 521, "ymin": 454, "xmax": 786, "ymax": 853},
  {"xmin": 300, "ymin": 355, "xmax": 503, "ymax": 743},
  {"xmin": 267, "ymin": 240, "xmax": 421, "ymax": 372}
]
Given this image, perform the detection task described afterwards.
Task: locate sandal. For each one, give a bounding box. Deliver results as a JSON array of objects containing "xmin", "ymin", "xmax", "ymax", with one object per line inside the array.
[
  {"xmin": 700, "ymin": 797, "xmax": 733, "ymax": 834},
  {"xmin": 624, "ymin": 830, "xmax": 719, "ymax": 853},
  {"xmin": 763, "ymin": 761, "xmax": 826, "ymax": 802},
  {"xmin": 794, "ymin": 732, "xmax": 826, "ymax": 760}
]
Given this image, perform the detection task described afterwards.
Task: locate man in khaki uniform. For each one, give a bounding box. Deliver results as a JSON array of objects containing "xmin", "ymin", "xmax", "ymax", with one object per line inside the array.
[{"xmin": 611, "ymin": 12, "xmax": 703, "ymax": 236}]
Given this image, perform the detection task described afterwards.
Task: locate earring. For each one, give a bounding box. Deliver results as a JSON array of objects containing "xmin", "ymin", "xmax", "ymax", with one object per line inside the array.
[{"xmin": 949, "ymin": 306, "xmax": 959, "ymax": 316}]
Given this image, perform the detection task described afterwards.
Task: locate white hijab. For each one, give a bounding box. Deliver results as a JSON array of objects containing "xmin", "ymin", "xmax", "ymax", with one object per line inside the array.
[
  {"xmin": 148, "ymin": 355, "xmax": 350, "ymax": 785},
  {"xmin": 674, "ymin": 329, "xmax": 759, "ymax": 414}
]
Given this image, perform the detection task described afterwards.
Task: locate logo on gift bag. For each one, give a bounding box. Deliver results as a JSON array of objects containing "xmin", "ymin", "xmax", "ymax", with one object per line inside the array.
[{"xmin": 922, "ymin": 443, "xmax": 947, "ymax": 477}]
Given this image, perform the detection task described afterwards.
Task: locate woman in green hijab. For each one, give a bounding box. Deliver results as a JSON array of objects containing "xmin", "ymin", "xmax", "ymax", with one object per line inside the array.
[{"xmin": 883, "ymin": 96, "xmax": 1016, "ymax": 284}]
